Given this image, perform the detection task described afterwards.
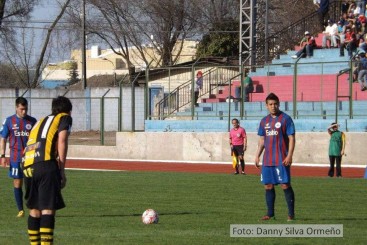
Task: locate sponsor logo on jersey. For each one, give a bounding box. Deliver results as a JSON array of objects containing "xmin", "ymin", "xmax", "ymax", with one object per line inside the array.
[
  {"xmin": 14, "ymin": 130, "xmax": 30, "ymax": 137},
  {"xmin": 265, "ymin": 123, "xmax": 270, "ymax": 129},
  {"xmin": 12, "ymin": 124, "xmax": 19, "ymax": 130},
  {"xmin": 23, "ymin": 151, "xmax": 40, "ymax": 161},
  {"xmin": 266, "ymin": 129, "xmax": 278, "ymax": 136}
]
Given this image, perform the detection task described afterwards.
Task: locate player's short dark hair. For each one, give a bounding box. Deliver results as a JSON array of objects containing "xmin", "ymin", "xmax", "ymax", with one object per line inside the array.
[
  {"xmin": 15, "ymin": 97, "xmax": 28, "ymax": 107},
  {"xmin": 232, "ymin": 118, "xmax": 239, "ymax": 123},
  {"xmin": 265, "ymin": 93, "xmax": 280, "ymax": 104},
  {"xmin": 52, "ymin": 96, "xmax": 72, "ymax": 115}
]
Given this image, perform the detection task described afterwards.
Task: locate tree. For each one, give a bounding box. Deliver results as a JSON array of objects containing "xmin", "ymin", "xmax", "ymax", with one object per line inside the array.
[
  {"xmin": 190, "ymin": 0, "xmax": 239, "ymax": 58},
  {"xmin": 194, "ymin": 0, "xmax": 316, "ymax": 59},
  {"xmin": 0, "ymin": 0, "xmax": 37, "ymax": 29},
  {"xmin": 67, "ymin": 0, "xmax": 200, "ymax": 70},
  {"xmin": 137, "ymin": 0, "xmax": 198, "ymax": 66},
  {"xmin": 196, "ymin": 19, "xmax": 239, "ymax": 58},
  {"xmin": 1, "ymin": 0, "xmax": 72, "ymax": 88},
  {"xmin": 0, "ymin": 63, "xmax": 26, "ymax": 88},
  {"xmin": 67, "ymin": 63, "xmax": 80, "ymax": 86}
]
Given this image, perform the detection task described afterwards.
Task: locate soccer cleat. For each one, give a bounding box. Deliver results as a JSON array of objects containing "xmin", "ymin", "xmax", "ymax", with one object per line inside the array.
[
  {"xmin": 241, "ymin": 171, "xmax": 246, "ymax": 175},
  {"xmin": 287, "ymin": 215, "xmax": 295, "ymax": 222},
  {"xmin": 234, "ymin": 172, "xmax": 239, "ymax": 175},
  {"xmin": 16, "ymin": 210, "xmax": 24, "ymax": 218},
  {"xmin": 260, "ymin": 215, "xmax": 275, "ymax": 221}
]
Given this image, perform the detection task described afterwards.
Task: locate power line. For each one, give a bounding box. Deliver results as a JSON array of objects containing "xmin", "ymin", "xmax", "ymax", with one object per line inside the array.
[{"xmin": 5, "ymin": 25, "xmax": 239, "ymax": 34}]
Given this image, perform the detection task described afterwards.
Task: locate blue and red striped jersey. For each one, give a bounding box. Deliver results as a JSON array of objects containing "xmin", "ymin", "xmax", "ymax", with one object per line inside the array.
[
  {"xmin": 0, "ymin": 114, "xmax": 37, "ymax": 163},
  {"xmin": 257, "ymin": 111, "xmax": 295, "ymax": 166}
]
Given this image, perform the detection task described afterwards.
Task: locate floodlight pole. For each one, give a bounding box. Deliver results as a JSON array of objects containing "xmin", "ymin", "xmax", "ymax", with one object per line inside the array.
[{"xmin": 81, "ymin": 0, "xmax": 87, "ymax": 89}]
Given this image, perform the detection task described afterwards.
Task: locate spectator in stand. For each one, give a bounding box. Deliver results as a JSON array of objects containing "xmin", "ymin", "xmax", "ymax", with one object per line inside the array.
[
  {"xmin": 340, "ymin": 12, "xmax": 349, "ymax": 26},
  {"xmin": 291, "ymin": 31, "xmax": 316, "ymax": 59},
  {"xmin": 345, "ymin": 18, "xmax": 356, "ymax": 33},
  {"xmin": 316, "ymin": 0, "xmax": 330, "ymax": 32},
  {"xmin": 358, "ymin": 13, "xmax": 366, "ymax": 33},
  {"xmin": 242, "ymin": 76, "xmax": 254, "ymax": 102},
  {"xmin": 194, "ymin": 71, "xmax": 203, "ymax": 107},
  {"xmin": 338, "ymin": 13, "xmax": 350, "ymax": 43},
  {"xmin": 362, "ymin": 0, "xmax": 367, "ymax": 15},
  {"xmin": 359, "ymin": 33, "xmax": 367, "ymax": 52},
  {"xmin": 337, "ymin": 21, "xmax": 345, "ymax": 44},
  {"xmin": 348, "ymin": 2, "xmax": 357, "ymax": 16},
  {"xmin": 357, "ymin": 52, "xmax": 367, "ymax": 91},
  {"xmin": 341, "ymin": 0, "xmax": 350, "ymax": 15},
  {"xmin": 349, "ymin": 51, "xmax": 366, "ymax": 83},
  {"xmin": 353, "ymin": 2, "xmax": 362, "ymax": 15},
  {"xmin": 340, "ymin": 28, "xmax": 358, "ymax": 57},
  {"xmin": 322, "ymin": 19, "xmax": 339, "ymax": 48},
  {"xmin": 353, "ymin": 13, "xmax": 363, "ymax": 33}
]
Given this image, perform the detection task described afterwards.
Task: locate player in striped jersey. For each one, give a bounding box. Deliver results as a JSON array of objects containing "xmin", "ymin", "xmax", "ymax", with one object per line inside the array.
[
  {"xmin": 255, "ymin": 93, "xmax": 296, "ymax": 221},
  {"xmin": 23, "ymin": 96, "xmax": 72, "ymax": 245},
  {"xmin": 0, "ymin": 97, "xmax": 37, "ymax": 218}
]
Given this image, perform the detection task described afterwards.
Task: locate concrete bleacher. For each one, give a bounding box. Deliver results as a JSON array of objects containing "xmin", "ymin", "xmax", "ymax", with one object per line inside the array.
[
  {"xmin": 201, "ymin": 47, "xmax": 367, "ymax": 103},
  {"xmin": 147, "ymin": 44, "xmax": 367, "ymax": 132},
  {"xmin": 148, "ymin": 100, "xmax": 367, "ymax": 132},
  {"xmin": 145, "ymin": 118, "xmax": 367, "ymax": 132}
]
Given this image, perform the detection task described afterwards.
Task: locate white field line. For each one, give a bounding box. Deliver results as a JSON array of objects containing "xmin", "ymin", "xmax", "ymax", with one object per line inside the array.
[{"xmin": 67, "ymin": 157, "xmax": 366, "ymax": 169}]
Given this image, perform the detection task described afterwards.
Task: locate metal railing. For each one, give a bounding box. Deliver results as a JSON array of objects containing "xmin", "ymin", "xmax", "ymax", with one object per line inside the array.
[
  {"xmin": 155, "ymin": 66, "xmax": 239, "ymax": 119},
  {"xmin": 258, "ymin": 0, "xmax": 342, "ymax": 64},
  {"xmin": 146, "ymin": 57, "xmax": 367, "ymax": 122}
]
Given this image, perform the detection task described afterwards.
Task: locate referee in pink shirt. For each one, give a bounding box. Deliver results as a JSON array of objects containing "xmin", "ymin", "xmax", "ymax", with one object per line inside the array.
[{"xmin": 229, "ymin": 118, "xmax": 247, "ymax": 175}]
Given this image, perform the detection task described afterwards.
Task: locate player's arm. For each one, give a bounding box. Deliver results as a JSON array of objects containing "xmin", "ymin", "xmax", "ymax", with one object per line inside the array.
[
  {"xmin": 254, "ymin": 136, "xmax": 265, "ymax": 169},
  {"xmin": 283, "ymin": 134, "xmax": 296, "ymax": 166},
  {"xmin": 0, "ymin": 137, "xmax": 7, "ymax": 167},
  {"xmin": 58, "ymin": 129, "xmax": 69, "ymax": 189},
  {"xmin": 229, "ymin": 132, "xmax": 233, "ymax": 148},
  {"xmin": 243, "ymin": 131, "xmax": 247, "ymax": 151},
  {"xmin": 341, "ymin": 132, "xmax": 346, "ymax": 156},
  {"xmin": 327, "ymin": 123, "xmax": 337, "ymax": 135}
]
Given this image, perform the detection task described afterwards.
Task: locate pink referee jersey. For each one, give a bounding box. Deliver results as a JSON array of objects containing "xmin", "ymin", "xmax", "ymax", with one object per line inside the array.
[{"xmin": 229, "ymin": 126, "xmax": 246, "ymax": 146}]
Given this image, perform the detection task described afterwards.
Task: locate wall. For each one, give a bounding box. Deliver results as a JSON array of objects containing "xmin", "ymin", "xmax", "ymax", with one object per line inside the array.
[
  {"xmin": 68, "ymin": 132, "xmax": 366, "ymax": 166},
  {"xmin": 0, "ymin": 87, "xmax": 145, "ymax": 131}
]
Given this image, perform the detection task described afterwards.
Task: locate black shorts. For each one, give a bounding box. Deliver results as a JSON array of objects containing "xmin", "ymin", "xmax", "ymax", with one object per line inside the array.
[
  {"xmin": 232, "ymin": 145, "xmax": 244, "ymax": 157},
  {"xmin": 24, "ymin": 160, "xmax": 65, "ymax": 210}
]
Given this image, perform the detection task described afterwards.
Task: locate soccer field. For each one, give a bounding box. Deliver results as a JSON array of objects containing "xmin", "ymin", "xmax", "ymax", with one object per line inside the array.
[{"xmin": 0, "ymin": 168, "xmax": 366, "ymax": 244}]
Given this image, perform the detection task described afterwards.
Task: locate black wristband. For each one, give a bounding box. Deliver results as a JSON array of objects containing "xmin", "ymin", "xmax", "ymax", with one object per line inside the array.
[{"xmin": 0, "ymin": 154, "xmax": 5, "ymax": 158}]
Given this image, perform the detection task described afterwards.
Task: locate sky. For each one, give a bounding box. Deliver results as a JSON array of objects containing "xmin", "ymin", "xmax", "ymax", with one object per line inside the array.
[{"xmin": 30, "ymin": 0, "xmax": 74, "ymax": 63}]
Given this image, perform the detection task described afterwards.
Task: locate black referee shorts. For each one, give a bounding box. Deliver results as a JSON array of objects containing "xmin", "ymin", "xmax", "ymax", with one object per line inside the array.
[{"xmin": 232, "ymin": 145, "xmax": 244, "ymax": 157}]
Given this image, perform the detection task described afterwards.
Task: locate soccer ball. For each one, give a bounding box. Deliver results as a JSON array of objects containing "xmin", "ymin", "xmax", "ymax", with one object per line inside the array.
[{"xmin": 142, "ymin": 209, "xmax": 159, "ymax": 224}]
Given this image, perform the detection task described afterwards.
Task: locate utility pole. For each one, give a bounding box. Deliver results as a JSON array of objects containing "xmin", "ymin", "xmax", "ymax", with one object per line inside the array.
[{"xmin": 81, "ymin": 0, "xmax": 87, "ymax": 89}]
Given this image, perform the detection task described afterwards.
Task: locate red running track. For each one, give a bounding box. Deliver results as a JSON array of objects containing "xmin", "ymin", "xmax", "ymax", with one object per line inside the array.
[{"xmin": 67, "ymin": 159, "xmax": 365, "ymax": 178}]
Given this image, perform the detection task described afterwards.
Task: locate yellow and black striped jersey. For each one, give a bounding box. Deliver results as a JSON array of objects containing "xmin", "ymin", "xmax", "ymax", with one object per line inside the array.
[{"xmin": 23, "ymin": 113, "xmax": 72, "ymax": 167}]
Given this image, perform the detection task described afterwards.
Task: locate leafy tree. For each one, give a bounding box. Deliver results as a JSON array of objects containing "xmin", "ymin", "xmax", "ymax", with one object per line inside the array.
[{"xmin": 196, "ymin": 19, "xmax": 239, "ymax": 58}]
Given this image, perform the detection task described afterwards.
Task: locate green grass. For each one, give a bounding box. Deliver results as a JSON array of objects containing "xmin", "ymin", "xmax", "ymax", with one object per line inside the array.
[{"xmin": 0, "ymin": 168, "xmax": 366, "ymax": 244}]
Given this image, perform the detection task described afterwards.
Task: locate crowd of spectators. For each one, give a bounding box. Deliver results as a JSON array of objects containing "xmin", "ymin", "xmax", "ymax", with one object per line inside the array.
[
  {"xmin": 321, "ymin": 1, "xmax": 367, "ymax": 58},
  {"xmin": 336, "ymin": 1, "xmax": 367, "ymax": 91},
  {"xmin": 297, "ymin": 1, "xmax": 367, "ymax": 90}
]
